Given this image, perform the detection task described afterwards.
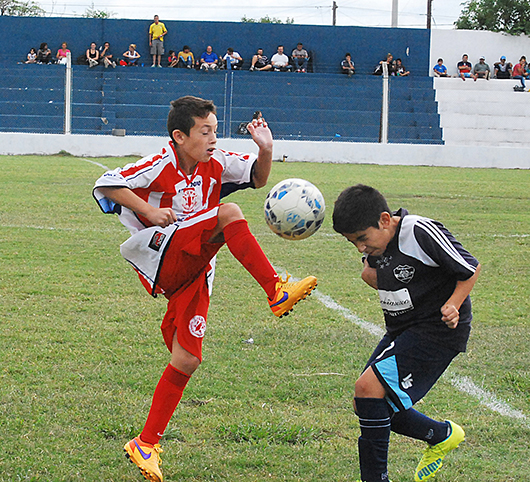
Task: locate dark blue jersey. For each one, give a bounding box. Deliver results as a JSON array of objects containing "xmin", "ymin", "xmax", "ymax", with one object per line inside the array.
[{"xmin": 367, "ymin": 209, "xmax": 479, "ymax": 352}]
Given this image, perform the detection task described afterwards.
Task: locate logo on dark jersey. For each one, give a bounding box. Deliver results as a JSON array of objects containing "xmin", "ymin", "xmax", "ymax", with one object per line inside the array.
[
  {"xmin": 393, "ymin": 265, "xmax": 415, "ymax": 284},
  {"xmin": 148, "ymin": 231, "xmax": 166, "ymax": 252}
]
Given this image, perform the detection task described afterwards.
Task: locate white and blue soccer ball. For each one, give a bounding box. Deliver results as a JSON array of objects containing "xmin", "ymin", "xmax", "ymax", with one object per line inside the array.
[{"xmin": 264, "ymin": 178, "xmax": 326, "ymax": 240}]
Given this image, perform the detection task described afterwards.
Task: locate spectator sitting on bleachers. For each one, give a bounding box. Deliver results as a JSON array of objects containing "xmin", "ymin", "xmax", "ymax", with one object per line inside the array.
[
  {"xmin": 86, "ymin": 42, "xmax": 99, "ymax": 68},
  {"xmin": 512, "ymin": 56, "xmax": 528, "ymax": 90},
  {"xmin": 223, "ymin": 48, "xmax": 243, "ymax": 70},
  {"xmin": 271, "ymin": 45, "xmax": 292, "ymax": 72},
  {"xmin": 373, "ymin": 53, "xmax": 396, "ymax": 76},
  {"xmin": 56, "ymin": 42, "xmax": 70, "ymax": 65},
  {"xmin": 395, "ymin": 58, "xmax": 410, "ymax": 76},
  {"xmin": 26, "ymin": 47, "xmax": 37, "ymax": 64},
  {"xmin": 177, "ymin": 45, "xmax": 195, "ymax": 68},
  {"xmin": 123, "ymin": 44, "xmax": 141, "ymax": 66},
  {"xmin": 200, "ymin": 45, "xmax": 219, "ymax": 70},
  {"xmin": 36, "ymin": 43, "xmax": 52, "ymax": 64},
  {"xmin": 457, "ymin": 54, "xmax": 476, "ymax": 81},
  {"xmin": 291, "ymin": 42, "xmax": 309, "ymax": 72},
  {"xmin": 341, "ymin": 53, "xmax": 355, "ymax": 77},
  {"xmin": 167, "ymin": 50, "xmax": 178, "ymax": 68},
  {"xmin": 99, "ymin": 42, "xmax": 116, "ymax": 68},
  {"xmin": 473, "ymin": 56, "xmax": 490, "ymax": 80},
  {"xmin": 249, "ymin": 48, "xmax": 271, "ymax": 71},
  {"xmin": 433, "ymin": 58, "xmax": 448, "ymax": 77},
  {"xmin": 493, "ymin": 56, "xmax": 512, "ymax": 79}
]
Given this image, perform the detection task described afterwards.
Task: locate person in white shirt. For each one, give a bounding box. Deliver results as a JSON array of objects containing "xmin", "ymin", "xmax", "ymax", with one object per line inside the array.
[
  {"xmin": 270, "ymin": 45, "xmax": 293, "ymax": 72},
  {"xmin": 222, "ymin": 47, "xmax": 243, "ymax": 70}
]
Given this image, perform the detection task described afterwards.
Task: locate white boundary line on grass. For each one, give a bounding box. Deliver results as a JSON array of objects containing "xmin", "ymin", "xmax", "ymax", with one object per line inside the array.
[
  {"xmin": 81, "ymin": 158, "xmax": 111, "ymax": 170},
  {"xmin": 311, "ymin": 289, "xmax": 529, "ymax": 428}
]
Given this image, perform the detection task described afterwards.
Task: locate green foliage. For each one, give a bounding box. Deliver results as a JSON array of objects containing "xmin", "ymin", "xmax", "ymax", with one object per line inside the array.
[
  {"xmin": 241, "ymin": 14, "xmax": 294, "ymax": 24},
  {"xmin": 0, "ymin": 0, "xmax": 44, "ymax": 16},
  {"xmin": 83, "ymin": 1, "xmax": 114, "ymax": 18},
  {"xmin": 0, "ymin": 155, "xmax": 529, "ymax": 481},
  {"xmin": 455, "ymin": 0, "xmax": 530, "ymax": 34}
]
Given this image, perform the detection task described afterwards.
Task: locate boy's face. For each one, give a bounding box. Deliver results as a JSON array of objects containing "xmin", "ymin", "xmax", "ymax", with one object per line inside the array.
[
  {"xmin": 342, "ymin": 213, "xmax": 394, "ymax": 257},
  {"xmin": 172, "ymin": 113, "xmax": 218, "ymax": 164}
]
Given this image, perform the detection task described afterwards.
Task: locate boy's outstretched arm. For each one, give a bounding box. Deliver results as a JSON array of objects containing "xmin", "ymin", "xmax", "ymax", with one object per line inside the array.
[
  {"xmin": 97, "ymin": 186, "xmax": 177, "ymax": 227},
  {"xmin": 247, "ymin": 117, "xmax": 273, "ymax": 189},
  {"xmin": 441, "ymin": 263, "xmax": 481, "ymax": 329}
]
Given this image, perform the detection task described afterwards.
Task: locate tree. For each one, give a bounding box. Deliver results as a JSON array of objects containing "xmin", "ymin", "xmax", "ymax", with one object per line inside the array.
[
  {"xmin": 241, "ymin": 14, "xmax": 294, "ymax": 24},
  {"xmin": 455, "ymin": 0, "xmax": 530, "ymax": 35},
  {"xmin": 0, "ymin": 0, "xmax": 44, "ymax": 16},
  {"xmin": 83, "ymin": 2, "xmax": 115, "ymax": 18}
]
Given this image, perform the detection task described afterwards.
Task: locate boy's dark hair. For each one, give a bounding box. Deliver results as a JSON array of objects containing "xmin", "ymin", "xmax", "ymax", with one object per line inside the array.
[
  {"xmin": 437, "ymin": 58, "xmax": 443, "ymax": 62},
  {"xmin": 167, "ymin": 96, "xmax": 216, "ymax": 139},
  {"xmin": 332, "ymin": 184, "xmax": 391, "ymax": 234},
  {"xmin": 227, "ymin": 47, "xmax": 234, "ymax": 53}
]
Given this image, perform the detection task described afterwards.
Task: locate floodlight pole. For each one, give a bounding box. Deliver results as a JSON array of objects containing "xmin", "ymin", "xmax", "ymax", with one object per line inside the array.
[
  {"xmin": 64, "ymin": 51, "xmax": 72, "ymax": 135},
  {"xmin": 391, "ymin": 0, "xmax": 398, "ymax": 27},
  {"xmin": 332, "ymin": 1, "xmax": 337, "ymax": 26},
  {"xmin": 427, "ymin": 0, "xmax": 433, "ymax": 29}
]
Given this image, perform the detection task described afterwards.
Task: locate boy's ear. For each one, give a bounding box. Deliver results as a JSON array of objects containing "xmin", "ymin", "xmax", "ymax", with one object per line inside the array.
[
  {"xmin": 172, "ymin": 129, "xmax": 186, "ymax": 145},
  {"xmin": 379, "ymin": 211, "xmax": 392, "ymax": 228}
]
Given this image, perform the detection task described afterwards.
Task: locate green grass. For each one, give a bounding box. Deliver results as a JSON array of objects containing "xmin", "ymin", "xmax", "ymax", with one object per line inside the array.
[{"xmin": 0, "ymin": 155, "xmax": 529, "ymax": 481}]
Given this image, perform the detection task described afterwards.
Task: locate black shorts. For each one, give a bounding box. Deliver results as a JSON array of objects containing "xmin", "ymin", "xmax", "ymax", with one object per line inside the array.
[{"xmin": 365, "ymin": 331, "xmax": 459, "ymax": 412}]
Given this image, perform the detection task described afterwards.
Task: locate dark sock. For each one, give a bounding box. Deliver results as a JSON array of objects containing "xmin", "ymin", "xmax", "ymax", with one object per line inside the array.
[
  {"xmin": 391, "ymin": 408, "xmax": 449, "ymax": 445},
  {"xmin": 355, "ymin": 397, "xmax": 392, "ymax": 482}
]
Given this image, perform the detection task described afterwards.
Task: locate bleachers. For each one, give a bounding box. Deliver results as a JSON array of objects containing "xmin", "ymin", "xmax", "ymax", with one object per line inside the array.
[{"xmin": 0, "ymin": 64, "xmax": 443, "ymax": 145}]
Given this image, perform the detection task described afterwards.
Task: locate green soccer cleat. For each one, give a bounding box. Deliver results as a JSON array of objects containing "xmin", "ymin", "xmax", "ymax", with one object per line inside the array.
[
  {"xmin": 124, "ymin": 436, "xmax": 164, "ymax": 482},
  {"xmin": 268, "ymin": 273, "xmax": 317, "ymax": 317},
  {"xmin": 414, "ymin": 420, "xmax": 465, "ymax": 481}
]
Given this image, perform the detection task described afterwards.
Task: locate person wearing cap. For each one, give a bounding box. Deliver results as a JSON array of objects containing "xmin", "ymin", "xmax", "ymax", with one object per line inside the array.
[
  {"xmin": 473, "ymin": 56, "xmax": 490, "ymax": 80},
  {"xmin": 494, "ymin": 56, "xmax": 512, "ymax": 79}
]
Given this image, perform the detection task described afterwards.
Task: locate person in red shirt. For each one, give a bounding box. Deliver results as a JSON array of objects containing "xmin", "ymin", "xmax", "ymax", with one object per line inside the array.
[{"xmin": 512, "ymin": 56, "xmax": 528, "ymax": 90}]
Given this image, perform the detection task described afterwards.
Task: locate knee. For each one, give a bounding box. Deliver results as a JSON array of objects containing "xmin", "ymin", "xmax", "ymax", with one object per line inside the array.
[
  {"xmin": 218, "ymin": 203, "xmax": 244, "ymax": 224},
  {"xmin": 354, "ymin": 377, "xmax": 371, "ymax": 398}
]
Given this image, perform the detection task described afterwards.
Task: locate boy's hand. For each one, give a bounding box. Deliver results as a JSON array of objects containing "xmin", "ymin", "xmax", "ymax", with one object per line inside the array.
[
  {"xmin": 146, "ymin": 206, "xmax": 177, "ymax": 227},
  {"xmin": 247, "ymin": 117, "xmax": 273, "ymax": 151},
  {"xmin": 441, "ymin": 303, "xmax": 459, "ymax": 329}
]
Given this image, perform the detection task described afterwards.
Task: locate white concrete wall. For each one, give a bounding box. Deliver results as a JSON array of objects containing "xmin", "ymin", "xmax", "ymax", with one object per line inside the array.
[
  {"xmin": 430, "ymin": 29, "xmax": 530, "ymax": 77},
  {"xmin": 1, "ymin": 132, "xmax": 528, "ymax": 169}
]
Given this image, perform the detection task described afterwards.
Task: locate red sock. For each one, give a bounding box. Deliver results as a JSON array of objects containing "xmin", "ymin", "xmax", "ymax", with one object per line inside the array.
[
  {"xmin": 140, "ymin": 364, "xmax": 190, "ymax": 445},
  {"xmin": 223, "ymin": 219, "xmax": 279, "ymax": 299}
]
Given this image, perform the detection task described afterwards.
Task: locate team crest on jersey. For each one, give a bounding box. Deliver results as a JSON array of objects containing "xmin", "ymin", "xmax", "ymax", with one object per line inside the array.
[
  {"xmin": 393, "ymin": 265, "xmax": 415, "ymax": 284},
  {"xmin": 189, "ymin": 315, "xmax": 206, "ymax": 338},
  {"xmin": 182, "ymin": 187, "xmax": 198, "ymax": 214}
]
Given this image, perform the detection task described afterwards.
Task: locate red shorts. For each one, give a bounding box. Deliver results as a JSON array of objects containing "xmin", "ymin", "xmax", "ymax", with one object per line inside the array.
[{"xmin": 157, "ymin": 207, "xmax": 224, "ymax": 360}]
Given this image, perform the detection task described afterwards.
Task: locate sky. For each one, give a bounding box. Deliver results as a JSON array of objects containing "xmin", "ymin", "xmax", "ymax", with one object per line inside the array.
[{"xmin": 38, "ymin": 0, "xmax": 466, "ymax": 29}]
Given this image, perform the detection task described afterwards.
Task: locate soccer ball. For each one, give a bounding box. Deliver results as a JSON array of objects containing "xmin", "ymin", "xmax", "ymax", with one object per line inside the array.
[{"xmin": 264, "ymin": 178, "xmax": 326, "ymax": 240}]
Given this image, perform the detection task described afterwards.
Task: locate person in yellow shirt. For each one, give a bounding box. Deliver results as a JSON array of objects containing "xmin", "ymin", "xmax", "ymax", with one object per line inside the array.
[{"xmin": 149, "ymin": 15, "xmax": 167, "ymax": 68}]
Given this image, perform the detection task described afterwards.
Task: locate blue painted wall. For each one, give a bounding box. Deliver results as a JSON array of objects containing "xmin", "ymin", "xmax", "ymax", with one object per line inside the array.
[{"xmin": 1, "ymin": 16, "xmax": 430, "ymax": 75}]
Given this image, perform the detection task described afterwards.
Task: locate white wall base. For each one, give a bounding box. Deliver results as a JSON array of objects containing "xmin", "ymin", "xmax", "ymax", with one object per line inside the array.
[{"xmin": 1, "ymin": 132, "xmax": 528, "ymax": 169}]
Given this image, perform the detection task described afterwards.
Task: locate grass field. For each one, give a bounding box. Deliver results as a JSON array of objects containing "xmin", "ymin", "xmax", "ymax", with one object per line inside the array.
[{"xmin": 1, "ymin": 154, "xmax": 529, "ymax": 482}]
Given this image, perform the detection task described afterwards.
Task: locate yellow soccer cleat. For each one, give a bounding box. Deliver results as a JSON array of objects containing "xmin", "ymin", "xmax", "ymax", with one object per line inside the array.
[
  {"xmin": 414, "ymin": 420, "xmax": 465, "ymax": 481},
  {"xmin": 268, "ymin": 273, "xmax": 317, "ymax": 317},
  {"xmin": 124, "ymin": 436, "xmax": 164, "ymax": 482}
]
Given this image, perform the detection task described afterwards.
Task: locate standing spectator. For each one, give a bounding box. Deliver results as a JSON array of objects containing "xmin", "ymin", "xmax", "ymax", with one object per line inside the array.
[
  {"xmin": 457, "ymin": 54, "xmax": 476, "ymax": 81},
  {"xmin": 395, "ymin": 58, "xmax": 410, "ymax": 76},
  {"xmin": 271, "ymin": 45, "xmax": 292, "ymax": 72},
  {"xmin": 291, "ymin": 42, "xmax": 309, "ymax": 72},
  {"xmin": 341, "ymin": 53, "xmax": 355, "ymax": 77},
  {"xmin": 26, "ymin": 47, "xmax": 37, "ymax": 64},
  {"xmin": 86, "ymin": 42, "xmax": 99, "ymax": 68},
  {"xmin": 149, "ymin": 15, "xmax": 167, "ymax": 68},
  {"xmin": 512, "ymin": 56, "xmax": 528, "ymax": 90},
  {"xmin": 493, "ymin": 56, "xmax": 512, "ymax": 79},
  {"xmin": 473, "ymin": 56, "xmax": 490, "ymax": 80},
  {"xmin": 177, "ymin": 45, "xmax": 195, "ymax": 69},
  {"xmin": 99, "ymin": 42, "xmax": 116, "ymax": 68},
  {"xmin": 433, "ymin": 58, "xmax": 448, "ymax": 77},
  {"xmin": 36, "ymin": 43, "xmax": 52, "ymax": 64},
  {"xmin": 123, "ymin": 44, "xmax": 141, "ymax": 66},
  {"xmin": 223, "ymin": 47, "xmax": 243, "ymax": 70},
  {"xmin": 167, "ymin": 50, "xmax": 178, "ymax": 68},
  {"xmin": 200, "ymin": 45, "xmax": 219, "ymax": 70},
  {"xmin": 56, "ymin": 42, "xmax": 70, "ymax": 65},
  {"xmin": 249, "ymin": 48, "xmax": 272, "ymax": 71}
]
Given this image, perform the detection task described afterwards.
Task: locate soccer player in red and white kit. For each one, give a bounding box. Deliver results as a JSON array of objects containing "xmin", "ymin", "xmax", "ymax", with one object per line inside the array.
[{"xmin": 93, "ymin": 96, "xmax": 317, "ymax": 482}]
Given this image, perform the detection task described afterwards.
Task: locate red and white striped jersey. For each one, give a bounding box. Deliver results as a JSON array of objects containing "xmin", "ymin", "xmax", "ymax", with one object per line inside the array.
[{"xmin": 93, "ymin": 140, "xmax": 257, "ymax": 235}]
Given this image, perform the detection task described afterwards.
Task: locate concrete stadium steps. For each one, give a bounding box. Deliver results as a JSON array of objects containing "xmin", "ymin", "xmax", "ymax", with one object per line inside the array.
[{"xmin": 434, "ymin": 78, "xmax": 530, "ymax": 147}]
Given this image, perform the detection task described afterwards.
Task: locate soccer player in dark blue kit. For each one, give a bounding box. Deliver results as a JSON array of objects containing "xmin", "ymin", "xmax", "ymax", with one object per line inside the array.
[{"xmin": 332, "ymin": 184, "xmax": 481, "ymax": 482}]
